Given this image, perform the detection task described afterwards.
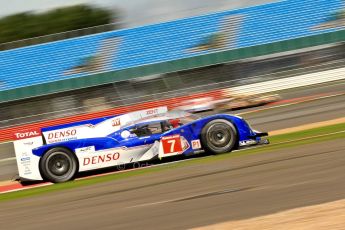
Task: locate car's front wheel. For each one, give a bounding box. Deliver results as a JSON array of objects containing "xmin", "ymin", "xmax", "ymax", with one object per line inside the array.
[
  {"xmin": 40, "ymin": 148, "xmax": 78, "ymax": 183},
  {"xmin": 201, "ymin": 119, "xmax": 237, "ymax": 154}
]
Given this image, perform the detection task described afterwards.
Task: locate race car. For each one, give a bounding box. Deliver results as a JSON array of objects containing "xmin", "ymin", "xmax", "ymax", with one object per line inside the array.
[
  {"xmin": 214, "ymin": 90, "xmax": 281, "ymax": 111},
  {"xmin": 174, "ymin": 97, "xmax": 216, "ymax": 113},
  {"xmin": 13, "ymin": 107, "xmax": 268, "ymax": 183}
]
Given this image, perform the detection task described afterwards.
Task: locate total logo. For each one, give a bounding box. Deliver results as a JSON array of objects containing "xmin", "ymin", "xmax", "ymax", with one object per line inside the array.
[{"xmin": 14, "ymin": 130, "xmax": 41, "ymax": 140}]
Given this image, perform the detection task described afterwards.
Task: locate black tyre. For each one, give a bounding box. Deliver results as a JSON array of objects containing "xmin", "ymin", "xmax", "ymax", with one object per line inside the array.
[
  {"xmin": 40, "ymin": 148, "xmax": 78, "ymax": 183},
  {"xmin": 201, "ymin": 119, "xmax": 237, "ymax": 154}
]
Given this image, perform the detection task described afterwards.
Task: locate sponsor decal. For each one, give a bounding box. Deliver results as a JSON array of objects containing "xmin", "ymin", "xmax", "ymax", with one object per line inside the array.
[
  {"xmin": 181, "ymin": 136, "xmax": 190, "ymax": 151},
  {"xmin": 191, "ymin": 139, "xmax": 202, "ymax": 150},
  {"xmin": 21, "ymin": 152, "xmax": 29, "ymax": 157},
  {"xmin": 161, "ymin": 134, "xmax": 180, "ymax": 140},
  {"xmin": 20, "ymin": 157, "xmax": 30, "ymax": 161},
  {"xmin": 23, "ymin": 166, "xmax": 32, "ymax": 175},
  {"xmin": 75, "ymin": 146, "xmax": 95, "ymax": 154},
  {"xmin": 23, "ymin": 141, "xmax": 34, "ymax": 146},
  {"xmin": 146, "ymin": 108, "xmax": 159, "ymax": 115},
  {"xmin": 239, "ymin": 140, "xmax": 257, "ymax": 146},
  {"xmin": 13, "ymin": 129, "xmax": 41, "ymax": 140},
  {"xmin": 19, "ymin": 155, "xmax": 33, "ymax": 175},
  {"xmin": 47, "ymin": 129, "xmax": 77, "ymax": 140},
  {"xmin": 83, "ymin": 152, "xmax": 120, "ymax": 166},
  {"xmin": 112, "ymin": 118, "xmax": 121, "ymax": 127}
]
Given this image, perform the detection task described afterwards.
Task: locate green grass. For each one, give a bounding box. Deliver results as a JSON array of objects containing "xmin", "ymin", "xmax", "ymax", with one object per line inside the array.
[
  {"xmin": 1, "ymin": 123, "xmax": 344, "ymax": 202},
  {"xmin": 271, "ymin": 123, "xmax": 345, "ymax": 143}
]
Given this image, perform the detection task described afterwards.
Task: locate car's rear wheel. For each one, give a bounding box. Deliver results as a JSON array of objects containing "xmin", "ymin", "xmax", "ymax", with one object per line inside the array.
[
  {"xmin": 201, "ymin": 119, "xmax": 237, "ymax": 154},
  {"xmin": 40, "ymin": 148, "xmax": 77, "ymax": 183}
]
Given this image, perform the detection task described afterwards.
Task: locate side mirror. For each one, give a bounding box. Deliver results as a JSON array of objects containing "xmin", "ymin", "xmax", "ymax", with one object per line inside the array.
[{"xmin": 121, "ymin": 130, "xmax": 131, "ymax": 139}]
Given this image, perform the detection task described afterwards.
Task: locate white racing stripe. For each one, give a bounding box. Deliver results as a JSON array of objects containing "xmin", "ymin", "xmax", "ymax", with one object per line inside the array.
[
  {"xmin": 273, "ymin": 130, "xmax": 345, "ymax": 145},
  {"xmin": 0, "ymin": 183, "xmax": 52, "ymax": 194}
]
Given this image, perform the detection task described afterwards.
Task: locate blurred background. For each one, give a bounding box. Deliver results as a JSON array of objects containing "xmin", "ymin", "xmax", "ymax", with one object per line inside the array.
[
  {"xmin": 0, "ymin": 0, "xmax": 344, "ymax": 140},
  {"xmin": 1, "ymin": 1, "xmax": 345, "ymax": 228}
]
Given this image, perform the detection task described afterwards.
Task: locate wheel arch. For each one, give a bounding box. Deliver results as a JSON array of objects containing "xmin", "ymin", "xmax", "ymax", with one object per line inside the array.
[
  {"xmin": 38, "ymin": 146, "xmax": 79, "ymax": 181},
  {"xmin": 201, "ymin": 117, "xmax": 240, "ymax": 149},
  {"xmin": 200, "ymin": 118, "xmax": 239, "ymax": 154},
  {"xmin": 224, "ymin": 118, "xmax": 240, "ymax": 150}
]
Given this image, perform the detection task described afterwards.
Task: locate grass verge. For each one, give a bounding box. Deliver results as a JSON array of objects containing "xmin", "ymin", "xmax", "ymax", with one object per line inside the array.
[{"xmin": 1, "ymin": 122, "xmax": 344, "ymax": 202}]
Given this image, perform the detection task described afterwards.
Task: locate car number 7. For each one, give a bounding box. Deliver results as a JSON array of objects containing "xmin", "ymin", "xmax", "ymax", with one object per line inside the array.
[
  {"xmin": 167, "ymin": 139, "xmax": 175, "ymax": 153},
  {"xmin": 162, "ymin": 135, "xmax": 183, "ymax": 154}
]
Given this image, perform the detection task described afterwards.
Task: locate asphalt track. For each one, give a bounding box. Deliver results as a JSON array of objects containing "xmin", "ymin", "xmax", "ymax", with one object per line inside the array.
[
  {"xmin": 0, "ymin": 81, "xmax": 344, "ymax": 181},
  {"xmin": 1, "ymin": 139, "xmax": 344, "ymax": 229}
]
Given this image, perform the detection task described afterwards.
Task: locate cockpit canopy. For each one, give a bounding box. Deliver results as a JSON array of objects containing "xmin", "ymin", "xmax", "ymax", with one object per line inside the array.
[{"xmin": 122, "ymin": 110, "xmax": 199, "ymax": 137}]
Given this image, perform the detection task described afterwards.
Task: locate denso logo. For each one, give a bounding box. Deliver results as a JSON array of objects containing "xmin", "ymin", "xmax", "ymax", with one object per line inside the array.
[
  {"xmin": 83, "ymin": 152, "xmax": 120, "ymax": 166},
  {"xmin": 48, "ymin": 129, "xmax": 77, "ymax": 140},
  {"xmin": 14, "ymin": 130, "xmax": 40, "ymax": 140}
]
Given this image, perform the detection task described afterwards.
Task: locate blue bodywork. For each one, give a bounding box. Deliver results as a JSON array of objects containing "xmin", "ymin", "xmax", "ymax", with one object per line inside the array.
[{"xmin": 32, "ymin": 114, "xmax": 263, "ymax": 158}]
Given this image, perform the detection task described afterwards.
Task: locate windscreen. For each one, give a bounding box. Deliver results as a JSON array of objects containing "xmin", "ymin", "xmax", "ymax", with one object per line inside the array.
[
  {"xmin": 166, "ymin": 110, "xmax": 199, "ymax": 125},
  {"xmin": 125, "ymin": 110, "xmax": 200, "ymax": 137},
  {"xmin": 123, "ymin": 110, "xmax": 199, "ymax": 130}
]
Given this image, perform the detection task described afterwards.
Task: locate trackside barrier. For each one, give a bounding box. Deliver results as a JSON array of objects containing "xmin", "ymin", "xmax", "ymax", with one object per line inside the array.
[
  {"xmin": 0, "ymin": 67, "xmax": 345, "ymax": 142},
  {"xmin": 230, "ymin": 67, "xmax": 345, "ymax": 95}
]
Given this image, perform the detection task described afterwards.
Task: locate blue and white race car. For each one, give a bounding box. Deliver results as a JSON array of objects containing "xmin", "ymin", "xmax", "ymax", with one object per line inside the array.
[{"xmin": 13, "ymin": 107, "xmax": 268, "ymax": 183}]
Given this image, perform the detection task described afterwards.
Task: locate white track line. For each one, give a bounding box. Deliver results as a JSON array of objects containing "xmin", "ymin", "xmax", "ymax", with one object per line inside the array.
[
  {"xmin": 273, "ymin": 130, "xmax": 345, "ymax": 145},
  {"xmin": 0, "ymin": 183, "xmax": 52, "ymax": 194},
  {"xmin": 0, "ymin": 158, "xmax": 197, "ymax": 194},
  {"xmin": 0, "ymin": 157, "xmax": 15, "ymax": 163}
]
